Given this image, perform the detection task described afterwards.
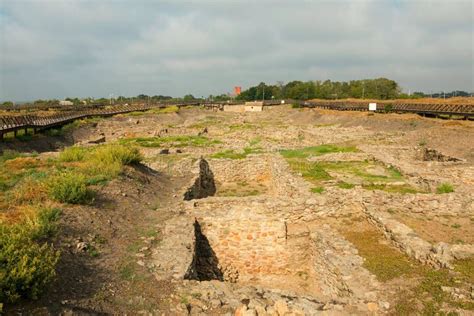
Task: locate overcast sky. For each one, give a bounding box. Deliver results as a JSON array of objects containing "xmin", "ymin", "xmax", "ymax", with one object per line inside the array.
[{"xmin": 0, "ymin": 0, "xmax": 473, "ymax": 101}]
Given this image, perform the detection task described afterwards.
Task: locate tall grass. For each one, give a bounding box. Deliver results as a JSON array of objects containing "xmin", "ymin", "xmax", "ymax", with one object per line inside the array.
[
  {"xmin": 0, "ymin": 207, "xmax": 61, "ymax": 303},
  {"xmin": 47, "ymin": 172, "xmax": 92, "ymax": 204}
]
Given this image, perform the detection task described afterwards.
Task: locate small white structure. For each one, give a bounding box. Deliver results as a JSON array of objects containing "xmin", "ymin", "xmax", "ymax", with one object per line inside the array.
[
  {"xmin": 244, "ymin": 101, "xmax": 263, "ymax": 112},
  {"xmin": 369, "ymin": 103, "xmax": 377, "ymax": 111},
  {"xmin": 223, "ymin": 101, "xmax": 264, "ymax": 112},
  {"xmin": 59, "ymin": 100, "xmax": 74, "ymax": 106}
]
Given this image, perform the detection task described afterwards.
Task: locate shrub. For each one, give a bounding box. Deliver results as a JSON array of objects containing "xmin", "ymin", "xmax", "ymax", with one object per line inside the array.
[
  {"xmin": 436, "ymin": 183, "xmax": 454, "ymax": 194},
  {"xmin": 29, "ymin": 208, "xmax": 62, "ymax": 240},
  {"xmin": 91, "ymin": 144, "xmax": 142, "ymax": 165},
  {"xmin": 0, "ymin": 150, "xmax": 23, "ymax": 163},
  {"xmin": 311, "ymin": 187, "xmax": 325, "ymax": 194},
  {"xmin": 47, "ymin": 172, "xmax": 92, "ymax": 204},
  {"xmin": 337, "ymin": 181, "xmax": 355, "ymax": 189},
  {"xmin": 59, "ymin": 146, "xmax": 87, "ymax": 162},
  {"xmin": 0, "ymin": 212, "xmax": 60, "ymax": 303}
]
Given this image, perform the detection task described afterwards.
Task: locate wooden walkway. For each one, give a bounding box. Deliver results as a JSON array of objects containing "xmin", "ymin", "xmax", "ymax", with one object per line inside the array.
[
  {"xmin": 1, "ymin": 100, "xmax": 473, "ymax": 140},
  {"xmin": 0, "ymin": 103, "xmax": 163, "ymax": 140},
  {"xmin": 301, "ymin": 101, "xmax": 474, "ymax": 118}
]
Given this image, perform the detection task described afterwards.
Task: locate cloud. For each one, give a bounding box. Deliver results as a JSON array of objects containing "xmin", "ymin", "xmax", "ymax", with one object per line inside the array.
[{"xmin": 0, "ymin": 0, "xmax": 472, "ymax": 100}]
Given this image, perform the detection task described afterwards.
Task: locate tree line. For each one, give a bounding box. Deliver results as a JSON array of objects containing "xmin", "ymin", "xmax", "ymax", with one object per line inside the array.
[
  {"xmin": 235, "ymin": 78, "xmax": 473, "ymax": 101},
  {"xmin": 1, "ymin": 79, "xmax": 473, "ymax": 107}
]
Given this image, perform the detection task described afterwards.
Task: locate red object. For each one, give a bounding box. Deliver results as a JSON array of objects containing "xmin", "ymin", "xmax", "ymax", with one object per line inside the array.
[{"xmin": 234, "ymin": 86, "xmax": 242, "ymax": 96}]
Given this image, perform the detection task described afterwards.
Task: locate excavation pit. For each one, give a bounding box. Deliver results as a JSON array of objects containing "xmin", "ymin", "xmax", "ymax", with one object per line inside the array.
[
  {"xmin": 207, "ymin": 156, "xmax": 292, "ymax": 198},
  {"xmin": 185, "ymin": 214, "xmax": 323, "ymax": 296}
]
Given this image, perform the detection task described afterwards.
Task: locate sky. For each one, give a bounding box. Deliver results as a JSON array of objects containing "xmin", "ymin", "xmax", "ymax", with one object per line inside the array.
[{"xmin": 0, "ymin": 0, "xmax": 473, "ymax": 101}]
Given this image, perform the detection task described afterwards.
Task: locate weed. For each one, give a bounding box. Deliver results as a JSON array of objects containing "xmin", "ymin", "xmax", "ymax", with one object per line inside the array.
[
  {"xmin": 0, "ymin": 150, "xmax": 24, "ymax": 163},
  {"xmin": 437, "ymin": 183, "xmax": 454, "ymax": 194},
  {"xmin": 249, "ymin": 137, "xmax": 262, "ymax": 147},
  {"xmin": 120, "ymin": 135, "xmax": 220, "ymax": 148},
  {"xmin": 342, "ymin": 229, "xmax": 419, "ymax": 282},
  {"xmin": 119, "ymin": 260, "xmax": 136, "ymax": 281},
  {"xmin": 211, "ymin": 147, "xmax": 263, "ymax": 159},
  {"xmin": 311, "ymin": 187, "xmax": 325, "ymax": 194},
  {"xmin": 59, "ymin": 146, "xmax": 88, "ymax": 162},
  {"xmin": 418, "ymin": 139, "xmax": 427, "ymax": 147},
  {"xmin": 87, "ymin": 245, "xmax": 100, "ymax": 258},
  {"xmin": 362, "ymin": 183, "xmax": 419, "ymax": 194},
  {"xmin": 337, "ymin": 181, "xmax": 355, "ymax": 189},
  {"xmin": 0, "ymin": 213, "xmax": 60, "ymax": 302},
  {"xmin": 287, "ymin": 160, "xmax": 332, "ymax": 182},
  {"xmin": 280, "ymin": 144, "xmax": 358, "ymax": 159},
  {"xmin": 47, "ymin": 172, "xmax": 93, "ymax": 204}
]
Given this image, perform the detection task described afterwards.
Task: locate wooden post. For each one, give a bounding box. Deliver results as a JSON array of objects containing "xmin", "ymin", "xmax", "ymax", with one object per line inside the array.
[{"xmin": 14, "ymin": 130, "xmax": 17, "ymax": 138}]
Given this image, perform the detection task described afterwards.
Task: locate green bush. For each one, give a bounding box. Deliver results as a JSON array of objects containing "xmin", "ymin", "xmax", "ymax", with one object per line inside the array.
[
  {"xmin": 0, "ymin": 210, "xmax": 60, "ymax": 303},
  {"xmin": 91, "ymin": 144, "xmax": 142, "ymax": 165},
  {"xmin": 436, "ymin": 183, "xmax": 454, "ymax": 194},
  {"xmin": 29, "ymin": 208, "xmax": 62, "ymax": 240},
  {"xmin": 58, "ymin": 146, "xmax": 87, "ymax": 162},
  {"xmin": 47, "ymin": 172, "xmax": 92, "ymax": 204}
]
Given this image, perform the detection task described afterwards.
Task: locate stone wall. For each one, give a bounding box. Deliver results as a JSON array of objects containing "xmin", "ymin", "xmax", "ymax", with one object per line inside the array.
[{"xmin": 195, "ymin": 210, "xmax": 290, "ymax": 282}]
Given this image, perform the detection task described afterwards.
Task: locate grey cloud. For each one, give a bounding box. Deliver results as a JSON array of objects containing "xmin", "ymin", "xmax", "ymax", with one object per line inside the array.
[{"xmin": 0, "ymin": 0, "xmax": 472, "ymax": 101}]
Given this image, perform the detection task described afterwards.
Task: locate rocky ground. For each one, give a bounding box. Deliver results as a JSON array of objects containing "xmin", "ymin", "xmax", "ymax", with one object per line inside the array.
[{"xmin": 4, "ymin": 105, "xmax": 474, "ymax": 315}]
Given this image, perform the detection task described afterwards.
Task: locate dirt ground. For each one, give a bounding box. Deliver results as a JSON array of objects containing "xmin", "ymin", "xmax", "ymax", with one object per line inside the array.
[{"xmin": 3, "ymin": 105, "xmax": 474, "ymax": 315}]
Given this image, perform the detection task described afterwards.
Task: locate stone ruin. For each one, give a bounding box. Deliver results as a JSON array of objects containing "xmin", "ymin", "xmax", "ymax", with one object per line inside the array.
[{"xmin": 151, "ymin": 157, "xmax": 384, "ymax": 314}]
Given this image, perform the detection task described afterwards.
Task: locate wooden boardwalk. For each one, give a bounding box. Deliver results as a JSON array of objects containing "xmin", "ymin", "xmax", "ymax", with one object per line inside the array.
[{"xmin": 1, "ymin": 100, "xmax": 473, "ymax": 140}]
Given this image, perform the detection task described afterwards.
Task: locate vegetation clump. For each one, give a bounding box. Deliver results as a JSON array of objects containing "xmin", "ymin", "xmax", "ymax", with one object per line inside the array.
[
  {"xmin": 47, "ymin": 172, "xmax": 92, "ymax": 204},
  {"xmin": 280, "ymin": 144, "xmax": 358, "ymax": 159},
  {"xmin": 211, "ymin": 147, "xmax": 263, "ymax": 159},
  {"xmin": 120, "ymin": 135, "xmax": 220, "ymax": 148},
  {"xmin": 0, "ymin": 208, "xmax": 61, "ymax": 303},
  {"xmin": 436, "ymin": 182, "xmax": 454, "ymax": 194}
]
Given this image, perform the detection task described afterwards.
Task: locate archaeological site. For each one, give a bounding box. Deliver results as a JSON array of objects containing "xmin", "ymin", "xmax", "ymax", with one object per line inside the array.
[{"xmin": 1, "ymin": 104, "xmax": 473, "ymax": 315}]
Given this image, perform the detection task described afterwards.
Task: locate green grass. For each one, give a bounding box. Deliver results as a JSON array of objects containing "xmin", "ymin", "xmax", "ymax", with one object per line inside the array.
[
  {"xmin": 47, "ymin": 172, "xmax": 93, "ymax": 204},
  {"xmin": 310, "ymin": 186, "xmax": 325, "ymax": 194},
  {"xmin": 248, "ymin": 137, "xmax": 262, "ymax": 147},
  {"xmin": 280, "ymin": 144, "xmax": 358, "ymax": 159},
  {"xmin": 0, "ymin": 207, "xmax": 61, "ymax": 303},
  {"xmin": 284, "ymin": 154, "xmax": 419, "ymax": 194},
  {"xmin": 436, "ymin": 182, "xmax": 454, "ymax": 194},
  {"xmin": 210, "ymin": 147, "xmax": 263, "ymax": 159},
  {"xmin": 343, "ymin": 229, "xmax": 420, "ymax": 282},
  {"xmin": 362, "ymin": 183, "xmax": 420, "ymax": 194},
  {"xmin": 337, "ymin": 181, "xmax": 355, "ymax": 189},
  {"xmin": 287, "ymin": 160, "xmax": 332, "ymax": 183},
  {"xmin": 228, "ymin": 123, "xmax": 257, "ymax": 131},
  {"xmin": 120, "ymin": 135, "xmax": 220, "ymax": 148},
  {"xmin": 58, "ymin": 146, "xmax": 88, "ymax": 162}
]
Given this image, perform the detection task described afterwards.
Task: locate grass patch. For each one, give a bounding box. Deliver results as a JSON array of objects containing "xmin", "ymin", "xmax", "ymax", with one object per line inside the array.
[
  {"xmin": 287, "ymin": 160, "xmax": 332, "ymax": 183},
  {"xmin": 362, "ymin": 183, "xmax": 420, "ymax": 194},
  {"xmin": 120, "ymin": 135, "xmax": 220, "ymax": 148},
  {"xmin": 47, "ymin": 172, "xmax": 93, "ymax": 204},
  {"xmin": 280, "ymin": 144, "xmax": 358, "ymax": 159},
  {"xmin": 342, "ymin": 229, "xmax": 419, "ymax": 282},
  {"xmin": 228, "ymin": 123, "xmax": 256, "ymax": 130},
  {"xmin": 210, "ymin": 147, "xmax": 263, "ymax": 159},
  {"xmin": 337, "ymin": 181, "xmax": 355, "ymax": 189},
  {"xmin": 436, "ymin": 182, "xmax": 454, "ymax": 194},
  {"xmin": 284, "ymin": 155, "xmax": 418, "ymax": 194},
  {"xmin": 310, "ymin": 186, "xmax": 325, "ymax": 194},
  {"xmin": 0, "ymin": 207, "xmax": 61, "ymax": 303}
]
